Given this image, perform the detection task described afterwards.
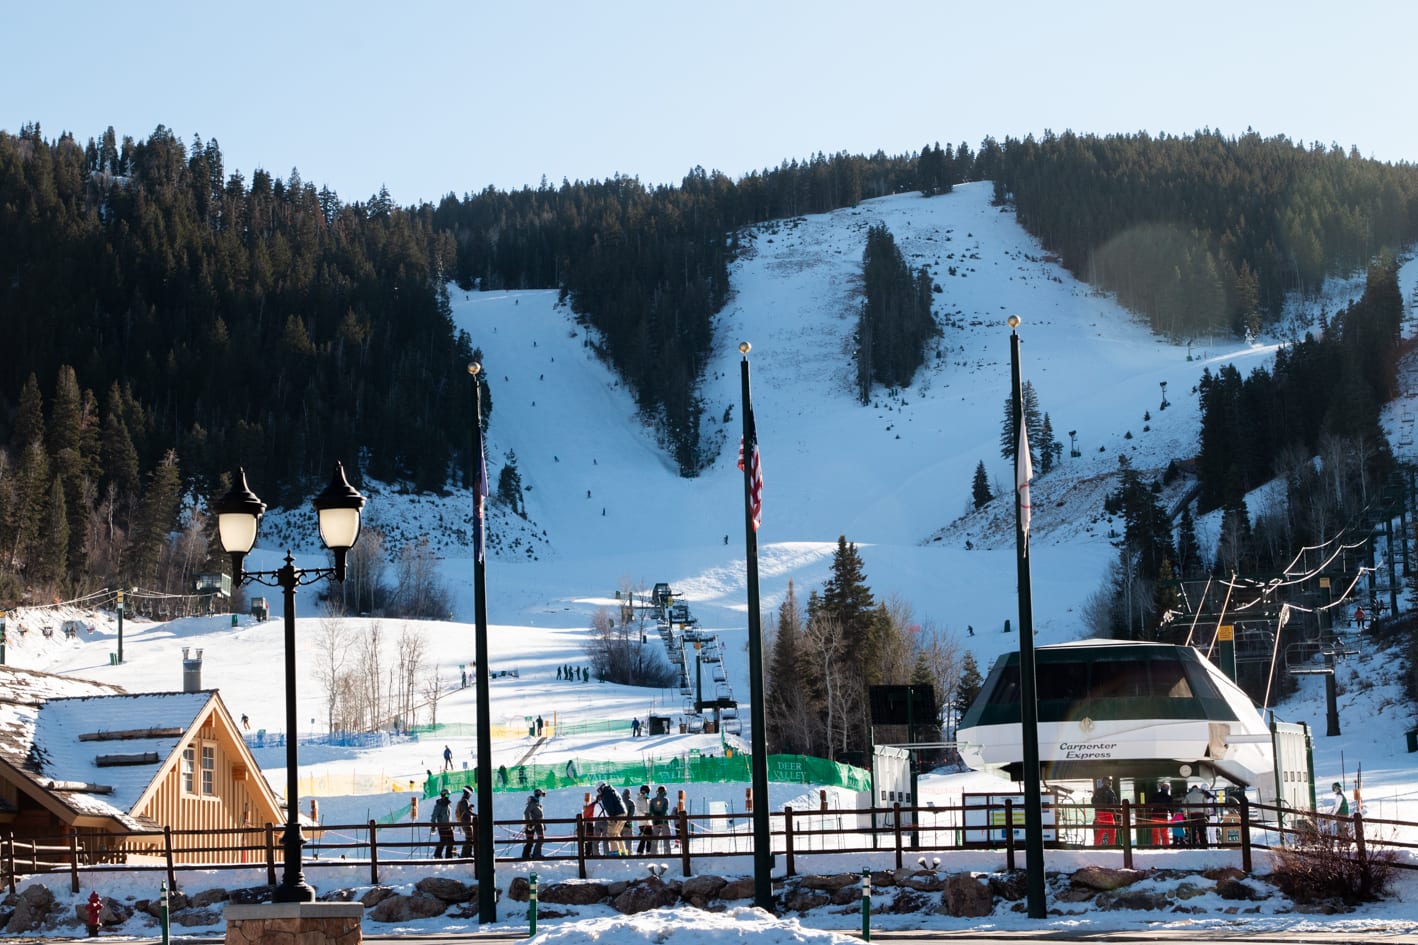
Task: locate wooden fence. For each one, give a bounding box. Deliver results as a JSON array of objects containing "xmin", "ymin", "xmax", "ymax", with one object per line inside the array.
[{"xmin": 6, "ymin": 797, "xmax": 1413, "ymax": 894}]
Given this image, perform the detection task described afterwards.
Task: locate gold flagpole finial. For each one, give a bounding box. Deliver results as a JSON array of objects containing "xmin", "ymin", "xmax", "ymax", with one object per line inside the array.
[
  {"xmin": 739, "ymin": 341, "xmax": 751, "ymax": 355},
  {"xmin": 1007, "ymin": 314, "xmax": 1021, "ymax": 329},
  {"xmin": 467, "ymin": 362, "xmax": 481, "ymax": 376}
]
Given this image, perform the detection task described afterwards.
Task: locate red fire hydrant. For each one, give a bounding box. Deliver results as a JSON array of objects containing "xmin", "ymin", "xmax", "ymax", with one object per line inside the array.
[{"xmin": 86, "ymin": 891, "xmax": 102, "ymax": 936}]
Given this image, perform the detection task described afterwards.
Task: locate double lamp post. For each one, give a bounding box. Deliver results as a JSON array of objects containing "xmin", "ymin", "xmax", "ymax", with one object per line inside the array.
[{"xmin": 212, "ymin": 462, "xmax": 366, "ymax": 903}]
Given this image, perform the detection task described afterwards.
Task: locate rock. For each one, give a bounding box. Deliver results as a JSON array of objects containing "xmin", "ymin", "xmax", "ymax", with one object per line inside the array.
[
  {"xmin": 898, "ymin": 870, "xmax": 945, "ymax": 892},
  {"xmin": 539, "ymin": 882, "xmax": 608, "ymax": 906},
  {"xmin": 368, "ymin": 894, "xmax": 448, "ymax": 922},
  {"xmin": 416, "ymin": 877, "xmax": 474, "ymax": 903},
  {"xmin": 1070, "ymin": 865, "xmax": 1146, "ymax": 891},
  {"xmin": 680, "ymin": 875, "xmax": 726, "ymax": 907},
  {"xmin": 800, "ymin": 872, "xmax": 858, "ymax": 891},
  {"xmin": 1216, "ymin": 877, "xmax": 1261, "ymax": 901},
  {"xmin": 189, "ymin": 887, "xmax": 228, "ymax": 908},
  {"xmin": 989, "ymin": 872, "xmax": 1027, "ymax": 901},
  {"xmin": 171, "ymin": 908, "xmax": 221, "ymax": 927},
  {"xmin": 781, "ymin": 888, "xmax": 829, "ymax": 912},
  {"xmin": 869, "ymin": 869, "xmax": 896, "ymax": 889},
  {"xmin": 718, "ymin": 878, "xmax": 755, "ymax": 900},
  {"xmin": 1174, "ymin": 881, "xmax": 1208, "ymax": 900},
  {"xmin": 227, "ymin": 886, "xmax": 273, "ymax": 905},
  {"xmin": 1101, "ymin": 889, "xmax": 1171, "ymax": 911},
  {"xmin": 942, "ymin": 873, "xmax": 993, "ymax": 917},
  {"xmin": 884, "ymin": 889, "xmax": 929, "ymax": 913},
  {"xmin": 507, "ymin": 877, "xmax": 531, "ymax": 902},
  {"xmin": 831, "ymin": 885, "xmax": 861, "ymax": 906},
  {"xmin": 360, "ymin": 886, "xmax": 397, "ymax": 907},
  {"xmin": 1202, "ymin": 866, "xmax": 1245, "ymax": 882},
  {"xmin": 318, "ymin": 888, "xmax": 357, "ymax": 902},
  {"xmin": 5, "ymin": 885, "xmax": 57, "ymax": 934},
  {"xmin": 136, "ymin": 890, "xmax": 190, "ymax": 918},
  {"xmin": 611, "ymin": 879, "xmax": 679, "ymax": 914}
]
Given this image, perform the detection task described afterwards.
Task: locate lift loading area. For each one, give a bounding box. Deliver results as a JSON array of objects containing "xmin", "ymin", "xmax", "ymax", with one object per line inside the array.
[{"xmin": 641, "ymin": 582, "xmax": 740, "ymax": 735}]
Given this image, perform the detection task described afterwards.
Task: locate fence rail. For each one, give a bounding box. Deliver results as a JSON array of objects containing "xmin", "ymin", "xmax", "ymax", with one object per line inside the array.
[{"xmin": 7, "ymin": 797, "xmax": 1413, "ymax": 895}]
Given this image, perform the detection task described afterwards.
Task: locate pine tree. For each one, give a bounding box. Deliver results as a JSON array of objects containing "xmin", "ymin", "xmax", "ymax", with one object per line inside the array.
[
  {"xmin": 497, "ymin": 450, "xmax": 525, "ymax": 517},
  {"xmin": 954, "ymin": 651, "xmax": 983, "ymax": 717},
  {"xmin": 126, "ymin": 450, "xmax": 181, "ymax": 586},
  {"xmin": 1175, "ymin": 505, "xmax": 1201, "ymax": 577},
  {"xmin": 971, "ymin": 460, "xmax": 992, "ymax": 510},
  {"xmin": 36, "ymin": 476, "xmax": 68, "ymax": 588},
  {"xmin": 766, "ymin": 580, "xmax": 814, "ymax": 754},
  {"xmin": 999, "ymin": 381, "xmax": 1042, "ymax": 462},
  {"xmin": 13, "ymin": 373, "xmax": 45, "ymax": 455}
]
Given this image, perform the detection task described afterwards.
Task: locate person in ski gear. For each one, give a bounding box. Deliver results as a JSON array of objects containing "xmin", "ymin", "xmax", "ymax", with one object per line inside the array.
[
  {"xmin": 522, "ymin": 789, "xmax": 545, "ymax": 859},
  {"xmin": 649, "ymin": 785, "xmax": 672, "ymax": 855},
  {"xmin": 431, "ymin": 788, "xmax": 455, "ymax": 858},
  {"xmin": 598, "ymin": 782, "xmax": 628, "ymax": 855},
  {"xmin": 456, "ymin": 786, "xmax": 474, "ymax": 857},
  {"xmin": 442, "ymin": 745, "xmax": 453, "ymax": 771},
  {"xmin": 636, "ymin": 785, "xmax": 655, "ymax": 853}
]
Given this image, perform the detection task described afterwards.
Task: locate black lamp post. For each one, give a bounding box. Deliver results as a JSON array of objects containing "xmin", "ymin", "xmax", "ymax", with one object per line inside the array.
[{"xmin": 212, "ymin": 463, "xmax": 365, "ymax": 903}]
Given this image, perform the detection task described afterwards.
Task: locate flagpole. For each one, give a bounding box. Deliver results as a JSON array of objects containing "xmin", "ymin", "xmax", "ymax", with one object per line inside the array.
[
  {"xmin": 468, "ymin": 362, "xmax": 496, "ymax": 923},
  {"xmin": 1009, "ymin": 317, "xmax": 1047, "ymax": 919},
  {"xmin": 739, "ymin": 342, "xmax": 774, "ymax": 912}
]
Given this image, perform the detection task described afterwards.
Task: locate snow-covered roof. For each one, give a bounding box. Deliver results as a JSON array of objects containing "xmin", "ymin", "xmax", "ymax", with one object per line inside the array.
[{"xmin": 0, "ymin": 668, "xmax": 213, "ymax": 829}]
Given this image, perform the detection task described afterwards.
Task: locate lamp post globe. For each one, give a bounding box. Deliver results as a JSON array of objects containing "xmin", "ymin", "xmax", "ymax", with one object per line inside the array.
[{"xmin": 212, "ymin": 468, "xmax": 267, "ymax": 580}]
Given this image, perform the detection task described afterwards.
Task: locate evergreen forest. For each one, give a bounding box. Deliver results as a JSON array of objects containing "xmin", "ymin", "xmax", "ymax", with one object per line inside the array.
[{"xmin": 3, "ymin": 121, "xmax": 1417, "ymax": 611}]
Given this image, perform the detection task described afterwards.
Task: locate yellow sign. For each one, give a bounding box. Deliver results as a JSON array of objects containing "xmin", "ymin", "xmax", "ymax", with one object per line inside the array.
[
  {"xmin": 1218, "ymin": 625, "xmax": 1234, "ymax": 641},
  {"xmin": 1319, "ymin": 577, "xmax": 1331, "ymax": 589}
]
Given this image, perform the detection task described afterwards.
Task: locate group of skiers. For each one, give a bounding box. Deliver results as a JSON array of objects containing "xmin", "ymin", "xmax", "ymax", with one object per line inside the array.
[
  {"xmin": 581, "ymin": 782, "xmax": 674, "ymax": 857},
  {"xmin": 424, "ymin": 782, "xmax": 674, "ymax": 860},
  {"xmin": 428, "ymin": 786, "xmax": 475, "ymax": 859}
]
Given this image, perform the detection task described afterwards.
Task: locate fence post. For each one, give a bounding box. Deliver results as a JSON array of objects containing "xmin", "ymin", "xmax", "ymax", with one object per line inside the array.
[
  {"xmin": 368, "ymin": 820, "xmax": 379, "ymax": 885},
  {"xmin": 575, "ymin": 814, "xmax": 587, "ymax": 880},
  {"xmin": 4, "ymin": 830, "xmax": 15, "ymax": 894},
  {"xmin": 1239, "ymin": 796, "xmax": 1252, "ymax": 875},
  {"xmin": 892, "ymin": 802, "xmax": 903, "ymax": 870},
  {"xmin": 783, "ymin": 806, "xmax": 796, "ymax": 877},
  {"xmin": 1004, "ymin": 799, "xmax": 1015, "ymax": 872},
  {"xmin": 1121, "ymin": 800, "xmax": 1133, "ymax": 870},
  {"xmin": 163, "ymin": 826, "xmax": 175, "ymax": 892},
  {"xmin": 677, "ymin": 809, "xmax": 691, "ymax": 877},
  {"xmin": 1353, "ymin": 812, "xmax": 1367, "ymax": 862},
  {"xmin": 265, "ymin": 824, "xmax": 277, "ymax": 886}
]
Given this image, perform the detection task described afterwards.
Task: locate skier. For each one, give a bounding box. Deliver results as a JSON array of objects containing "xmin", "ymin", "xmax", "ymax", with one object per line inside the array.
[
  {"xmin": 430, "ymin": 789, "xmax": 455, "ymax": 858},
  {"xmin": 522, "ymin": 790, "xmax": 545, "ymax": 859},
  {"xmin": 456, "ymin": 786, "xmax": 474, "ymax": 857}
]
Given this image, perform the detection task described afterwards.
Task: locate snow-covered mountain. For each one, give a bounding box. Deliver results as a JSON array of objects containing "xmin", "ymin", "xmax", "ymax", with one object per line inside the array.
[{"xmin": 6, "ymin": 180, "xmax": 1418, "ymax": 938}]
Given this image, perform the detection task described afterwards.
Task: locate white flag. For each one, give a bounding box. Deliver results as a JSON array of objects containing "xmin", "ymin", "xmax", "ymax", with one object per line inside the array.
[{"xmin": 1017, "ymin": 417, "xmax": 1033, "ymax": 553}]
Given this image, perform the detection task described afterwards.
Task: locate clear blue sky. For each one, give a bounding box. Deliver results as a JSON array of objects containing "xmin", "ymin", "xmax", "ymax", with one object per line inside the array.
[{"xmin": 5, "ymin": 0, "xmax": 1411, "ymax": 206}]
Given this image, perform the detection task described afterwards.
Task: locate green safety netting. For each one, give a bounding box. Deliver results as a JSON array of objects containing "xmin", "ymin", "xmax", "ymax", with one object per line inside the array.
[{"xmin": 421, "ymin": 753, "xmax": 871, "ymax": 799}]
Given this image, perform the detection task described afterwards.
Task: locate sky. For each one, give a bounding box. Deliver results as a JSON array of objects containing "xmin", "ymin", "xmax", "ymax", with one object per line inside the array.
[
  {"xmin": 4, "ymin": 1, "xmax": 1415, "ymax": 205},
  {"xmin": 6, "ymin": 181, "xmax": 1418, "ymax": 938}
]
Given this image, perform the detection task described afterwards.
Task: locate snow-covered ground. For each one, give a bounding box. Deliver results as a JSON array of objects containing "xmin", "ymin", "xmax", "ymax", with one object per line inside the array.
[{"xmin": 8, "ymin": 183, "xmax": 1418, "ymax": 940}]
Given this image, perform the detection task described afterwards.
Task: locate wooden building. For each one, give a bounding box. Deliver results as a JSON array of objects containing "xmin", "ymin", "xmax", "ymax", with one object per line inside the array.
[{"xmin": 0, "ymin": 666, "xmax": 284, "ymax": 864}]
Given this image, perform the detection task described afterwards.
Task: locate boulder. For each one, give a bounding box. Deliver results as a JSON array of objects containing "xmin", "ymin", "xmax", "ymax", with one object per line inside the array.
[
  {"xmin": 718, "ymin": 877, "xmax": 756, "ymax": 900},
  {"xmin": 368, "ymin": 893, "xmax": 449, "ymax": 923},
  {"xmin": 72, "ymin": 897, "xmax": 131, "ymax": 927},
  {"xmin": 680, "ymin": 875, "xmax": 726, "ymax": 907},
  {"xmin": 883, "ymin": 889, "xmax": 930, "ymax": 914},
  {"xmin": 611, "ymin": 878, "xmax": 679, "ymax": 915},
  {"xmin": 4, "ymin": 885, "xmax": 57, "ymax": 934},
  {"xmin": 539, "ymin": 882, "xmax": 608, "ymax": 906},
  {"xmin": 989, "ymin": 871, "xmax": 1027, "ymax": 901},
  {"xmin": 189, "ymin": 887, "xmax": 228, "ymax": 908},
  {"xmin": 227, "ymin": 886, "xmax": 273, "ymax": 905},
  {"xmin": 898, "ymin": 870, "xmax": 945, "ymax": 892},
  {"xmin": 1100, "ymin": 889, "xmax": 1171, "ymax": 911},
  {"xmin": 781, "ymin": 888, "xmax": 828, "ymax": 912},
  {"xmin": 416, "ymin": 877, "xmax": 474, "ymax": 903},
  {"xmin": 800, "ymin": 872, "xmax": 858, "ymax": 891},
  {"xmin": 942, "ymin": 873, "xmax": 993, "ymax": 918},
  {"xmin": 1070, "ymin": 865, "xmax": 1146, "ymax": 891},
  {"xmin": 136, "ymin": 890, "xmax": 189, "ymax": 917},
  {"xmin": 171, "ymin": 908, "xmax": 221, "ymax": 927},
  {"xmin": 507, "ymin": 877, "xmax": 531, "ymax": 902},
  {"xmin": 1216, "ymin": 877, "xmax": 1262, "ymax": 901},
  {"xmin": 361, "ymin": 886, "xmax": 398, "ymax": 907}
]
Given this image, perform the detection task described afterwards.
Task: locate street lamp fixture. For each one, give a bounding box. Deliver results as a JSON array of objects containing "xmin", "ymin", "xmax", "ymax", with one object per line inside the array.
[{"xmin": 212, "ymin": 462, "xmax": 365, "ymax": 903}]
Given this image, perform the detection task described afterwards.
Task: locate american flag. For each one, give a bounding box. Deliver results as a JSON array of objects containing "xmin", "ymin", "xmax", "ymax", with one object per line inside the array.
[
  {"xmin": 738, "ymin": 422, "xmax": 763, "ymax": 532},
  {"xmin": 1016, "ymin": 416, "xmax": 1032, "ymax": 554},
  {"xmin": 473, "ymin": 427, "xmax": 489, "ymax": 562}
]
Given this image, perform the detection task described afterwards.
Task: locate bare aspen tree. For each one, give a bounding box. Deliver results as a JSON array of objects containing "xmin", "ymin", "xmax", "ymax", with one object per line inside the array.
[
  {"xmin": 396, "ymin": 625, "xmax": 427, "ymax": 730},
  {"xmin": 314, "ymin": 613, "xmax": 352, "ymax": 732}
]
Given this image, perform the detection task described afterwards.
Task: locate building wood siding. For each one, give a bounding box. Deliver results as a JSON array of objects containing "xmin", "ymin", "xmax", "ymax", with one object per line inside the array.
[{"xmin": 135, "ymin": 711, "xmax": 283, "ymax": 864}]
